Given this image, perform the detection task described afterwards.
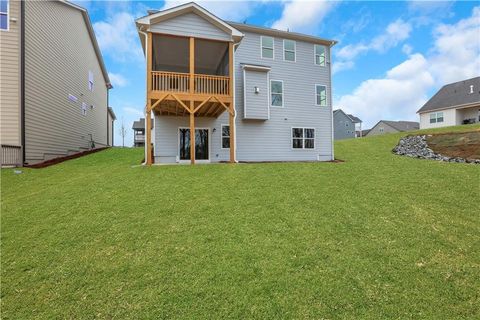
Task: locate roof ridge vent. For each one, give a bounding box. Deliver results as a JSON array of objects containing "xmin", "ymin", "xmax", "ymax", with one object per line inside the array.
[{"xmin": 147, "ymin": 9, "xmax": 160, "ymax": 15}]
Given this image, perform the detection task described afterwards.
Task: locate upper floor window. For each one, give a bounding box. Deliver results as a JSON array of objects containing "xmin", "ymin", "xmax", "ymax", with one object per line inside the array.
[
  {"xmin": 284, "ymin": 39, "xmax": 296, "ymax": 61},
  {"xmin": 261, "ymin": 36, "xmax": 274, "ymax": 59},
  {"xmin": 0, "ymin": 0, "xmax": 8, "ymax": 30},
  {"xmin": 315, "ymin": 85, "xmax": 327, "ymax": 106},
  {"xmin": 292, "ymin": 128, "xmax": 315, "ymax": 149},
  {"xmin": 221, "ymin": 124, "xmax": 230, "ymax": 149},
  {"xmin": 315, "ymin": 45, "xmax": 326, "ymax": 66},
  {"xmin": 430, "ymin": 112, "xmax": 444, "ymax": 124},
  {"xmin": 271, "ymin": 80, "xmax": 283, "ymax": 107}
]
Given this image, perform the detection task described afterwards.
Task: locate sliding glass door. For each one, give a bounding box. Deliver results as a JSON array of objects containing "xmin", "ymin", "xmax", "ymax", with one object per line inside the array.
[{"xmin": 179, "ymin": 128, "xmax": 209, "ymax": 161}]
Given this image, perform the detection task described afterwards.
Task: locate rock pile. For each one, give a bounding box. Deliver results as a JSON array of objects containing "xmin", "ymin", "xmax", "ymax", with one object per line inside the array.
[{"xmin": 392, "ymin": 135, "xmax": 480, "ymax": 164}]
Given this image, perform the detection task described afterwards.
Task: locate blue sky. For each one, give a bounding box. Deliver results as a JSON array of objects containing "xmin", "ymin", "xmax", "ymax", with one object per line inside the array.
[{"xmin": 74, "ymin": 0, "xmax": 480, "ymax": 146}]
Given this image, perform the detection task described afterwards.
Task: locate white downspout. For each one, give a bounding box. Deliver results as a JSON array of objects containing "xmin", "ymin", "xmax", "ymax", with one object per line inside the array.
[
  {"xmin": 139, "ymin": 28, "xmax": 148, "ymax": 164},
  {"xmin": 328, "ymin": 42, "xmax": 335, "ymax": 161},
  {"xmin": 233, "ymin": 42, "xmax": 239, "ymax": 163}
]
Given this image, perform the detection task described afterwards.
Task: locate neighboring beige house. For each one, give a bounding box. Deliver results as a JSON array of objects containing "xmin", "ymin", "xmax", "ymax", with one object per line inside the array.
[
  {"xmin": 0, "ymin": 0, "xmax": 114, "ymax": 166},
  {"xmin": 366, "ymin": 120, "xmax": 419, "ymax": 137},
  {"xmin": 418, "ymin": 77, "xmax": 480, "ymax": 129}
]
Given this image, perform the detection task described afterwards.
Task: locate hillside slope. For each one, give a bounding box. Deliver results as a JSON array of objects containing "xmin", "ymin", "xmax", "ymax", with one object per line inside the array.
[{"xmin": 1, "ymin": 124, "xmax": 479, "ymax": 319}]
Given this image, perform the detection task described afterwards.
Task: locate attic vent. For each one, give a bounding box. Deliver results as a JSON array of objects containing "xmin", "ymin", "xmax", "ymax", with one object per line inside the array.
[{"xmin": 470, "ymin": 85, "xmax": 474, "ymax": 94}]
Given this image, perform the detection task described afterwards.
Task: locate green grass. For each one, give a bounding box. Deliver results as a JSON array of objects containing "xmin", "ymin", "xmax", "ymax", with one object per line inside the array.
[{"xmin": 2, "ymin": 124, "xmax": 479, "ymax": 319}]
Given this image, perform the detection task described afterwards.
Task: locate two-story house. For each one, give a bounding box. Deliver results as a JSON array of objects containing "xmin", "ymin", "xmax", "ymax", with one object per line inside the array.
[
  {"xmin": 333, "ymin": 109, "xmax": 362, "ymax": 140},
  {"xmin": 132, "ymin": 117, "xmax": 154, "ymax": 147},
  {"xmin": 0, "ymin": 0, "xmax": 113, "ymax": 167},
  {"xmin": 136, "ymin": 2, "xmax": 336, "ymax": 164}
]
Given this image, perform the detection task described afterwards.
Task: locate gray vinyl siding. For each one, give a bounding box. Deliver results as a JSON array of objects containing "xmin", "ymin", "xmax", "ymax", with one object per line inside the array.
[
  {"xmin": 333, "ymin": 111, "xmax": 355, "ymax": 140},
  {"xmin": 366, "ymin": 121, "xmax": 399, "ymax": 136},
  {"xmin": 243, "ymin": 69, "xmax": 269, "ymax": 120},
  {"xmin": 152, "ymin": 16, "xmax": 333, "ymax": 162},
  {"xmin": 149, "ymin": 13, "xmax": 230, "ymax": 42},
  {"xmin": 234, "ymin": 31, "xmax": 333, "ymax": 161},
  {"xmin": 24, "ymin": 1, "xmax": 108, "ymax": 163},
  {"xmin": 0, "ymin": 0, "xmax": 21, "ymax": 146}
]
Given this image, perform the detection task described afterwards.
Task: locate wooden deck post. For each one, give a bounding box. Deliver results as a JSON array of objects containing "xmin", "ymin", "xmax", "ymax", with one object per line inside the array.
[
  {"xmin": 228, "ymin": 42, "xmax": 235, "ymax": 163},
  {"xmin": 189, "ymin": 37, "xmax": 195, "ymax": 164},
  {"xmin": 146, "ymin": 32, "xmax": 153, "ymax": 165}
]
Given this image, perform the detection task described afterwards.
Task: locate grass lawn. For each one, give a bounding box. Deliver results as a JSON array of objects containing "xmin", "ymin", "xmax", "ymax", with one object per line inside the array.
[{"xmin": 1, "ymin": 124, "xmax": 479, "ymax": 319}]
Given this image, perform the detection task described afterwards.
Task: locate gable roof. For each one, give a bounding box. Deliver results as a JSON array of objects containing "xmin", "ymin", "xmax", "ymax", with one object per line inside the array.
[
  {"xmin": 333, "ymin": 109, "xmax": 362, "ymax": 123},
  {"xmin": 417, "ymin": 76, "xmax": 480, "ymax": 113},
  {"xmin": 60, "ymin": 1, "xmax": 112, "ymax": 89},
  {"xmin": 376, "ymin": 120, "xmax": 419, "ymax": 132},
  {"xmin": 132, "ymin": 118, "xmax": 154, "ymax": 130},
  {"xmin": 136, "ymin": 2, "xmax": 244, "ymax": 49}
]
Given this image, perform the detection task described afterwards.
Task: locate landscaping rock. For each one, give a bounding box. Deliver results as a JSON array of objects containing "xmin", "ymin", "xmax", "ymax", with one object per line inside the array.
[{"xmin": 392, "ymin": 135, "xmax": 479, "ymax": 164}]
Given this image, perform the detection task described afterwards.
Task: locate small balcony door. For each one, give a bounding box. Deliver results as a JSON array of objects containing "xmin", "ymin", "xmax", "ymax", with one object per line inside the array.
[{"xmin": 178, "ymin": 128, "xmax": 209, "ymax": 162}]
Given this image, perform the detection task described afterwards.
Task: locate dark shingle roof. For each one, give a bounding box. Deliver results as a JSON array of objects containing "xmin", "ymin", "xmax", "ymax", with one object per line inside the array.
[
  {"xmin": 382, "ymin": 120, "xmax": 419, "ymax": 131},
  {"xmin": 132, "ymin": 118, "xmax": 145, "ymax": 130},
  {"xmin": 417, "ymin": 76, "xmax": 480, "ymax": 113},
  {"xmin": 347, "ymin": 114, "xmax": 362, "ymax": 123},
  {"xmin": 333, "ymin": 109, "xmax": 362, "ymax": 123}
]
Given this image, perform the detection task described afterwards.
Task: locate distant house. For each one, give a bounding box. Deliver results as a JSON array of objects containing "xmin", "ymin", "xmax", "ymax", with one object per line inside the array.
[
  {"xmin": 132, "ymin": 118, "xmax": 154, "ymax": 147},
  {"xmin": 333, "ymin": 109, "xmax": 362, "ymax": 140},
  {"xmin": 366, "ymin": 120, "xmax": 419, "ymax": 136},
  {"xmin": 417, "ymin": 77, "xmax": 480, "ymax": 129},
  {"xmin": 0, "ymin": 0, "xmax": 113, "ymax": 167}
]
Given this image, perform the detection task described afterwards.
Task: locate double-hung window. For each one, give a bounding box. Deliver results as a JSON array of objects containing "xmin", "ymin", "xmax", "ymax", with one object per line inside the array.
[
  {"xmin": 315, "ymin": 85, "xmax": 327, "ymax": 106},
  {"xmin": 221, "ymin": 125, "xmax": 230, "ymax": 149},
  {"xmin": 0, "ymin": 0, "xmax": 8, "ymax": 30},
  {"xmin": 271, "ymin": 80, "xmax": 283, "ymax": 107},
  {"xmin": 284, "ymin": 39, "xmax": 296, "ymax": 61},
  {"xmin": 429, "ymin": 112, "xmax": 444, "ymax": 123},
  {"xmin": 261, "ymin": 36, "xmax": 274, "ymax": 59},
  {"xmin": 314, "ymin": 45, "xmax": 326, "ymax": 66},
  {"xmin": 292, "ymin": 128, "xmax": 315, "ymax": 149}
]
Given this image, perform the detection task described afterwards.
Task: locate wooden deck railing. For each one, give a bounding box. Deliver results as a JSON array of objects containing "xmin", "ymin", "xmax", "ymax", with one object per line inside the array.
[{"xmin": 151, "ymin": 71, "xmax": 230, "ymax": 96}]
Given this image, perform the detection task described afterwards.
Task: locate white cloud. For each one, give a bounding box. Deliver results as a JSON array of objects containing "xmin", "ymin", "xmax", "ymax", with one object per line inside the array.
[
  {"xmin": 402, "ymin": 44, "xmax": 413, "ymax": 55},
  {"xmin": 271, "ymin": 0, "xmax": 337, "ymax": 33},
  {"xmin": 336, "ymin": 6, "xmax": 480, "ymax": 128},
  {"xmin": 93, "ymin": 12, "xmax": 143, "ymax": 62},
  {"xmin": 335, "ymin": 19, "xmax": 412, "ymax": 63},
  {"xmin": 109, "ymin": 72, "xmax": 128, "ymax": 87},
  {"xmin": 123, "ymin": 107, "xmax": 144, "ymax": 118},
  {"xmin": 161, "ymin": 0, "xmax": 257, "ymax": 21}
]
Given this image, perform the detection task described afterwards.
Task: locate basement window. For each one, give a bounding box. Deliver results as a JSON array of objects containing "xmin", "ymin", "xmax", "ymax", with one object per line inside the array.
[
  {"xmin": 0, "ymin": 0, "xmax": 8, "ymax": 30},
  {"xmin": 221, "ymin": 124, "xmax": 230, "ymax": 149},
  {"xmin": 261, "ymin": 36, "xmax": 274, "ymax": 59},
  {"xmin": 292, "ymin": 128, "xmax": 315, "ymax": 149},
  {"xmin": 430, "ymin": 112, "xmax": 444, "ymax": 123}
]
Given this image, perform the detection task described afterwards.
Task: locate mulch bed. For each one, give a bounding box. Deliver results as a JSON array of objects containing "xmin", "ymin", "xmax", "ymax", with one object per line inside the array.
[{"xmin": 26, "ymin": 147, "xmax": 109, "ymax": 169}]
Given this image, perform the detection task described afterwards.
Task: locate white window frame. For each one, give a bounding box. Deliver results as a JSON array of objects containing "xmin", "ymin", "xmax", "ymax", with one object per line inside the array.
[
  {"xmin": 429, "ymin": 112, "xmax": 444, "ymax": 124},
  {"xmin": 315, "ymin": 84, "xmax": 327, "ymax": 107},
  {"xmin": 314, "ymin": 44, "xmax": 326, "ymax": 66},
  {"xmin": 221, "ymin": 124, "xmax": 230, "ymax": 150},
  {"xmin": 283, "ymin": 39, "xmax": 296, "ymax": 62},
  {"xmin": 0, "ymin": 0, "xmax": 9, "ymax": 31},
  {"xmin": 291, "ymin": 127, "xmax": 315, "ymax": 150},
  {"xmin": 270, "ymin": 79, "xmax": 284, "ymax": 108},
  {"xmin": 261, "ymin": 36, "xmax": 274, "ymax": 60}
]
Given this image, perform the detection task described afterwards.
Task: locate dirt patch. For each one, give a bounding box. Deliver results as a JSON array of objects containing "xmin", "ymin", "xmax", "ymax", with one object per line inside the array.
[
  {"xmin": 426, "ymin": 131, "xmax": 480, "ymax": 160},
  {"xmin": 26, "ymin": 147, "xmax": 109, "ymax": 169}
]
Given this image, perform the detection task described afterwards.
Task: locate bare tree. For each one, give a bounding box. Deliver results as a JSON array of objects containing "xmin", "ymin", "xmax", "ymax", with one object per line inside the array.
[{"xmin": 118, "ymin": 118, "xmax": 128, "ymax": 148}]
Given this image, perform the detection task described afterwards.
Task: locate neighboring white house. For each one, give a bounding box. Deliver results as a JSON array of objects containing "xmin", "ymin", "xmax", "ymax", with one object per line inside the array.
[{"xmin": 418, "ymin": 77, "xmax": 480, "ymax": 129}]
